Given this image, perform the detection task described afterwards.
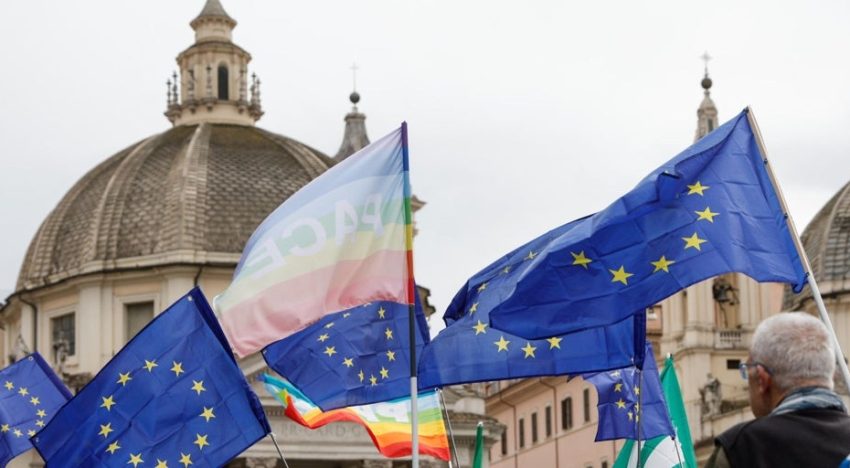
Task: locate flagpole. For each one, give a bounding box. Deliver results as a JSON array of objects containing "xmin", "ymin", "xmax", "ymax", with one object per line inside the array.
[
  {"xmin": 400, "ymin": 122, "xmax": 420, "ymax": 468},
  {"xmin": 746, "ymin": 108, "xmax": 850, "ymax": 392},
  {"xmin": 438, "ymin": 388, "xmax": 462, "ymax": 468},
  {"xmin": 635, "ymin": 368, "xmax": 643, "ymax": 468},
  {"xmin": 268, "ymin": 432, "xmax": 291, "ymax": 468}
]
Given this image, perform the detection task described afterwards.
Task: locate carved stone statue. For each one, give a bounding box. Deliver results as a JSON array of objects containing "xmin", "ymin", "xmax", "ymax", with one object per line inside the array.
[{"xmin": 699, "ymin": 373, "xmax": 722, "ymax": 417}]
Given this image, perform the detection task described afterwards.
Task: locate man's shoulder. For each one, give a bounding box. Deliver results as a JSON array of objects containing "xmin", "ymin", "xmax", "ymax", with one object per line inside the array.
[{"xmin": 717, "ymin": 408, "xmax": 850, "ymax": 448}]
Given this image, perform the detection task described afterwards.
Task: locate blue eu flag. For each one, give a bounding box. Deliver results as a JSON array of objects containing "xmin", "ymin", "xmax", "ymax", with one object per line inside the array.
[
  {"xmin": 486, "ymin": 109, "xmax": 806, "ymax": 339},
  {"xmin": 32, "ymin": 288, "xmax": 270, "ymax": 467},
  {"xmin": 583, "ymin": 342, "xmax": 673, "ymax": 441},
  {"xmin": 418, "ymin": 222, "xmax": 645, "ymax": 389},
  {"xmin": 0, "ymin": 352, "xmax": 71, "ymax": 466},
  {"xmin": 263, "ymin": 296, "xmax": 430, "ymax": 411}
]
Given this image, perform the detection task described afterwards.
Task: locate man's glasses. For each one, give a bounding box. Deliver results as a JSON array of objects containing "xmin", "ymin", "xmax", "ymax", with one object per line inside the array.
[{"xmin": 739, "ymin": 361, "xmax": 772, "ymax": 380}]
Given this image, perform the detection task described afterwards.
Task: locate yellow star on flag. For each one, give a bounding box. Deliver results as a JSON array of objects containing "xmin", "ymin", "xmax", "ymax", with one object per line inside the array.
[
  {"xmin": 117, "ymin": 372, "xmax": 132, "ymax": 386},
  {"xmin": 385, "ymin": 328, "xmax": 394, "ymax": 340},
  {"xmin": 323, "ymin": 346, "xmax": 337, "ymax": 357},
  {"xmin": 370, "ymin": 375, "xmax": 378, "ymax": 386},
  {"xmin": 477, "ymin": 282, "xmax": 488, "ymax": 293},
  {"xmin": 27, "ymin": 430, "xmax": 35, "ymax": 437},
  {"xmin": 615, "ymin": 399, "xmax": 626, "ymax": 409},
  {"xmin": 614, "ymin": 383, "xmax": 623, "ymax": 392},
  {"xmin": 156, "ymin": 459, "xmax": 168, "ymax": 468},
  {"xmin": 546, "ymin": 336, "xmax": 562, "ymax": 349},
  {"xmin": 358, "ymin": 370, "xmax": 365, "ymax": 382},
  {"xmin": 378, "ymin": 307, "xmax": 386, "ymax": 319},
  {"xmin": 4, "ymin": 381, "xmax": 13, "ymax": 390},
  {"xmin": 170, "ymin": 361, "xmax": 185, "ymax": 377},
  {"xmin": 521, "ymin": 343, "xmax": 537, "ymax": 358},
  {"xmin": 610, "ymin": 371, "xmax": 621, "ymax": 377},
  {"xmin": 179, "ymin": 453, "xmax": 193, "ymax": 467},
  {"xmin": 651, "ymin": 255, "xmax": 675, "ymax": 273},
  {"xmin": 29, "ymin": 396, "xmax": 40, "ymax": 405},
  {"xmin": 343, "ymin": 357, "xmax": 354, "ymax": 368},
  {"xmin": 494, "ymin": 336, "xmax": 510, "ymax": 352},
  {"xmin": 468, "ymin": 302, "xmax": 479, "ymax": 314},
  {"xmin": 380, "ymin": 367, "xmax": 389, "ymax": 379},
  {"xmin": 343, "ymin": 312, "xmax": 351, "ymax": 318},
  {"xmin": 128, "ymin": 453, "xmax": 144, "ymax": 467},
  {"xmin": 609, "ymin": 266, "xmax": 634, "ymax": 285},
  {"xmin": 635, "ymin": 386, "xmax": 641, "ymax": 396},
  {"xmin": 193, "ymin": 433, "xmax": 210, "ymax": 450},
  {"xmin": 627, "ymin": 411, "xmax": 634, "ymax": 421},
  {"xmin": 687, "ymin": 181, "xmax": 709, "ymax": 196},
  {"xmin": 695, "ymin": 206, "xmax": 719, "ymax": 222},
  {"xmin": 99, "ymin": 422, "xmax": 113, "ymax": 438},
  {"xmin": 101, "ymin": 395, "xmax": 116, "ymax": 411},
  {"xmin": 502, "ymin": 266, "xmax": 512, "ymax": 274},
  {"xmin": 200, "ymin": 407, "xmax": 215, "ymax": 422},
  {"xmin": 36, "ymin": 409, "xmax": 46, "ymax": 418},
  {"xmin": 36, "ymin": 419, "xmax": 45, "ymax": 427},
  {"xmin": 683, "ymin": 232, "xmax": 708, "ymax": 251},
  {"xmin": 317, "ymin": 333, "xmax": 329, "ymax": 342},
  {"xmin": 191, "ymin": 380, "xmax": 206, "ymax": 395},
  {"xmin": 325, "ymin": 322, "xmax": 335, "ymax": 329},
  {"xmin": 143, "ymin": 359, "xmax": 158, "ymax": 372},
  {"xmin": 13, "ymin": 429, "xmax": 22, "ymax": 437},
  {"xmin": 0, "ymin": 424, "xmax": 8, "ymax": 433},
  {"xmin": 17, "ymin": 387, "xmax": 28, "ymax": 396},
  {"xmin": 571, "ymin": 251, "xmax": 593, "ymax": 269},
  {"xmin": 473, "ymin": 320, "xmax": 488, "ymax": 335},
  {"xmin": 106, "ymin": 440, "xmax": 121, "ymax": 454},
  {"xmin": 386, "ymin": 350, "xmax": 396, "ymax": 361},
  {"xmin": 525, "ymin": 250, "xmax": 537, "ymax": 260}
]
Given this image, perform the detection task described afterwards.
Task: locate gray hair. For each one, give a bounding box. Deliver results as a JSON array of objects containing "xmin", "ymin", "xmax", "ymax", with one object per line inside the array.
[{"xmin": 750, "ymin": 312, "xmax": 835, "ymax": 391}]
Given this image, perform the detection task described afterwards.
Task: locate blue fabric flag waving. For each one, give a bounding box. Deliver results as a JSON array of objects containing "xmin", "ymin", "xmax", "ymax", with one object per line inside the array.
[
  {"xmin": 583, "ymin": 342, "xmax": 673, "ymax": 441},
  {"xmin": 0, "ymin": 353, "xmax": 71, "ymax": 466},
  {"xmin": 486, "ymin": 109, "xmax": 806, "ymax": 339},
  {"xmin": 418, "ymin": 226, "xmax": 645, "ymax": 389},
  {"xmin": 264, "ymin": 295, "xmax": 430, "ymax": 411},
  {"xmin": 32, "ymin": 288, "xmax": 270, "ymax": 467}
]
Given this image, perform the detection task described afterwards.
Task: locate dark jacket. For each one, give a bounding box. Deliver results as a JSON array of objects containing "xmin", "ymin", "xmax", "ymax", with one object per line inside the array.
[{"xmin": 712, "ymin": 407, "xmax": 850, "ymax": 467}]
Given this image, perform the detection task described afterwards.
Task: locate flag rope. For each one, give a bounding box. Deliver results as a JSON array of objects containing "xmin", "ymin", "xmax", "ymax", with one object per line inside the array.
[{"xmin": 746, "ymin": 107, "xmax": 850, "ymax": 393}]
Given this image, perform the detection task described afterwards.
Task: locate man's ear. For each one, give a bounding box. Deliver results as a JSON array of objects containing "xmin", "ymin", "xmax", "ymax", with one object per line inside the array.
[{"xmin": 756, "ymin": 366, "xmax": 772, "ymax": 394}]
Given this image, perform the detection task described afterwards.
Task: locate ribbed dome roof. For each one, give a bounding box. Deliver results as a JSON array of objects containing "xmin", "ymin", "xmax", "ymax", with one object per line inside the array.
[
  {"xmin": 784, "ymin": 181, "xmax": 850, "ymax": 309},
  {"xmin": 16, "ymin": 124, "xmax": 334, "ymax": 291}
]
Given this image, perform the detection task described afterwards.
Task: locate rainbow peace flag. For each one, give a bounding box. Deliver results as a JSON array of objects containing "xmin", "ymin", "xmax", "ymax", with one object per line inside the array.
[
  {"xmin": 262, "ymin": 374, "xmax": 450, "ymax": 461},
  {"xmin": 216, "ymin": 125, "xmax": 415, "ymax": 356}
]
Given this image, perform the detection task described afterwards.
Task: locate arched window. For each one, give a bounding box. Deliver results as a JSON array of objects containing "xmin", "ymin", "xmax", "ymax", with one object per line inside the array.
[{"xmin": 217, "ymin": 65, "xmax": 229, "ymax": 100}]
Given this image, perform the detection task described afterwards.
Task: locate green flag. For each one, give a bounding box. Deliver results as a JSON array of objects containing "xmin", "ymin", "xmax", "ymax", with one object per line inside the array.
[
  {"xmin": 613, "ymin": 354, "xmax": 697, "ymax": 468},
  {"xmin": 473, "ymin": 421, "xmax": 484, "ymax": 468}
]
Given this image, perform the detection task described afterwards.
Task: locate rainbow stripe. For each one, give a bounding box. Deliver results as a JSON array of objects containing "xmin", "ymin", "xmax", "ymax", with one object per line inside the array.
[
  {"xmin": 216, "ymin": 126, "xmax": 413, "ymax": 356},
  {"xmin": 262, "ymin": 374, "xmax": 450, "ymax": 461}
]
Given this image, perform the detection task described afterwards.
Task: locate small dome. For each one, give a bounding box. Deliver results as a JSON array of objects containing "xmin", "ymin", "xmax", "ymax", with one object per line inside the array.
[
  {"xmin": 349, "ymin": 92, "xmax": 361, "ymax": 105},
  {"xmin": 16, "ymin": 124, "xmax": 334, "ymax": 291},
  {"xmin": 701, "ymin": 76, "xmax": 712, "ymax": 90},
  {"xmin": 784, "ymin": 181, "xmax": 850, "ymax": 310}
]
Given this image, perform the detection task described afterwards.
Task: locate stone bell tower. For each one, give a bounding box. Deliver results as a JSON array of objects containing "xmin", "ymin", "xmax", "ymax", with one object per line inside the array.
[{"xmin": 164, "ymin": 0, "xmax": 263, "ymax": 126}]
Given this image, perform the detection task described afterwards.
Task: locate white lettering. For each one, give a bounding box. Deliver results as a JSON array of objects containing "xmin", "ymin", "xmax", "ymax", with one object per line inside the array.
[
  {"xmin": 361, "ymin": 194, "xmax": 384, "ymax": 237},
  {"xmin": 335, "ymin": 200, "xmax": 359, "ymax": 245}
]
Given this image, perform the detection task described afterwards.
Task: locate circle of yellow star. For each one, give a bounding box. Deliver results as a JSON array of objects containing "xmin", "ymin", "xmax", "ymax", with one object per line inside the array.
[
  {"xmin": 128, "ymin": 453, "xmax": 144, "ymax": 467},
  {"xmin": 614, "ymin": 383, "xmax": 624, "ymax": 392},
  {"xmin": 325, "ymin": 322, "xmax": 335, "ymax": 329},
  {"xmin": 317, "ymin": 333, "xmax": 329, "ymax": 343},
  {"xmin": 1, "ymin": 424, "xmax": 9, "ymax": 433},
  {"xmin": 377, "ymin": 307, "xmax": 386, "ymax": 319},
  {"xmin": 170, "ymin": 361, "xmax": 185, "ymax": 377},
  {"xmin": 358, "ymin": 370, "xmax": 365, "ymax": 382},
  {"xmin": 546, "ymin": 336, "xmax": 562, "ymax": 349},
  {"xmin": 651, "ymin": 255, "xmax": 676, "ymax": 273},
  {"xmin": 99, "ymin": 422, "xmax": 113, "ymax": 438},
  {"xmin": 472, "ymin": 320, "xmax": 488, "ymax": 335},
  {"xmin": 106, "ymin": 440, "xmax": 121, "ymax": 454},
  {"xmin": 13, "ymin": 429, "xmax": 22, "ymax": 437},
  {"xmin": 4, "ymin": 381, "xmax": 13, "ymax": 390},
  {"xmin": 695, "ymin": 206, "xmax": 719, "ymax": 223},
  {"xmin": 200, "ymin": 406, "xmax": 216, "ymax": 422},
  {"xmin": 615, "ymin": 398, "xmax": 627, "ymax": 409},
  {"xmin": 117, "ymin": 372, "xmax": 132, "ymax": 386},
  {"xmin": 27, "ymin": 429, "xmax": 36, "ymax": 437},
  {"xmin": 30, "ymin": 396, "xmax": 40, "ymax": 405},
  {"xmin": 36, "ymin": 409, "xmax": 46, "ymax": 418},
  {"xmin": 468, "ymin": 302, "xmax": 479, "ymax": 314},
  {"xmin": 17, "ymin": 387, "xmax": 28, "ymax": 396},
  {"xmin": 610, "ymin": 371, "xmax": 621, "ymax": 377},
  {"xmin": 477, "ymin": 282, "xmax": 488, "ymax": 293},
  {"xmin": 343, "ymin": 312, "xmax": 351, "ymax": 318},
  {"xmin": 385, "ymin": 328, "xmax": 394, "ymax": 340},
  {"xmin": 323, "ymin": 346, "xmax": 337, "ymax": 357},
  {"xmin": 191, "ymin": 380, "xmax": 206, "ymax": 395},
  {"xmin": 380, "ymin": 367, "xmax": 389, "ymax": 379},
  {"xmin": 143, "ymin": 359, "xmax": 158, "ymax": 372},
  {"xmin": 682, "ymin": 232, "xmax": 708, "ymax": 251},
  {"xmin": 571, "ymin": 251, "xmax": 593, "ymax": 269},
  {"xmin": 494, "ymin": 336, "xmax": 510, "ymax": 352},
  {"xmin": 525, "ymin": 250, "xmax": 537, "ymax": 260},
  {"xmin": 502, "ymin": 266, "xmax": 512, "ymax": 274},
  {"xmin": 521, "ymin": 342, "xmax": 537, "ymax": 358},
  {"xmin": 687, "ymin": 181, "xmax": 710, "ymax": 196},
  {"xmin": 101, "ymin": 395, "xmax": 116, "ymax": 411},
  {"xmin": 370, "ymin": 375, "xmax": 378, "ymax": 386},
  {"xmin": 609, "ymin": 266, "xmax": 634, "ymax": 285},
  {"xmin": 342, "ymin": 357, "xmax": 354, "ymax": 368},
  {"xmin": 628, "ymin": 411, "xmax": 634, "ymax": 421},
  {"xmin": 36, "ymin": 419, "xmax": 45, "ymax": 427},
  {"xmin": 155, "ymin": 459, "xmax": 168, "ymax": 468},
  {"xmin": 385, "ymin": 350, "xmax": 396, "ymax": 361},
  {"xmin": 179, "ymin": 453, "xmax": 193, "ymax": 467},
  {"xmin": 193, "ymin": 433, "xmax": 210, "ymax": 450}
]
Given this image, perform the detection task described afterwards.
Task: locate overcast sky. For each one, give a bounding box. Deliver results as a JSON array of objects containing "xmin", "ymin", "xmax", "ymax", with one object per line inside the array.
[{"xmin": 1, "ymin": 1, "xmax": 849, "ymax": 329}]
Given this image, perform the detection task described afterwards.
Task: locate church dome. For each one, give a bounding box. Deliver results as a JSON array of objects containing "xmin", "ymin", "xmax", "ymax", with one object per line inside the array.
[
  {"xmin": 784, "ymin": 181, "xmax": 850, "ymax": 310},
  {"xmin": 16, "ymin": 123, "xmax": 333, "ymax": 291}
]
